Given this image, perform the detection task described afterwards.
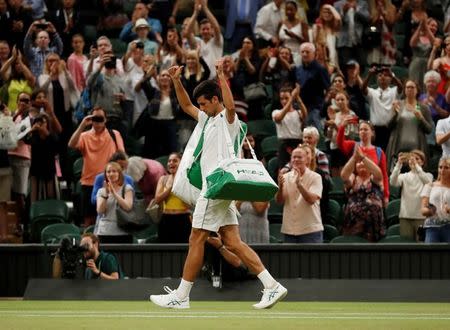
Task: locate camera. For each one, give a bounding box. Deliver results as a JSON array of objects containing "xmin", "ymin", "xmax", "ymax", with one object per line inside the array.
[
  {"xmin": 135, "ymin": 41, "xmax": 144, "ymax": 49},
  {"xmin": 36, "ymin": 22, "xmax": 49, "ymax": 30},
  {"xmin": 104, "ymin": 56, "xmax": 117, "ymax": 69},
  {"xmin": 91, "ymin": 115, "xmax": 105, "ymax": 123},
  {"xmin": 56, "ymin": 237, "xmax": 89, "ymax": 279}
]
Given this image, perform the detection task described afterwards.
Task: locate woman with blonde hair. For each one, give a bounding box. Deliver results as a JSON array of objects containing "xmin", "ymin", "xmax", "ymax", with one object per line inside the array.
[
  {"xmin": 95, "ymin": 162, "xmax": 134, "ymax": 244},
  {"xmin": 181, "ymin": 49, "xmax": 210, "ymax": 101},
  {"xmin": 313, "ymin": 4, "xmax": 341, "ymax": 70},
  {"xmin": 420, "ymin": 156, "xmax": 450, "ymax": 243}
]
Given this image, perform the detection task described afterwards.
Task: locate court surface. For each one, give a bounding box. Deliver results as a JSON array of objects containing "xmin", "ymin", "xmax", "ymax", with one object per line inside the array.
[{"xmin": 1, "ymin": 301, "xmax": 450, "ymax": 329}]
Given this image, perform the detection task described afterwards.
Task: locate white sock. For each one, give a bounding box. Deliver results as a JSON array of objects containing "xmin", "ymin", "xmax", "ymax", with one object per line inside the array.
[
  {"xmin": 176, "ymin": 278, "xmax": 193, "ymax": 300},
  {"xmin": 257, "ymin": 269, "xmax": 277, "ymax": 289}
]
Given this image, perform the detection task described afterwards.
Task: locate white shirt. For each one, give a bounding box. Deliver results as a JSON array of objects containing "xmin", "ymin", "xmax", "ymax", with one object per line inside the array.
[
  {"xmin": 123, "ymin": 58, "xmax": 142, "ymax": 101},
  {"xmin": 366, "ymin": 86, "xmax": 398, "ymax": 126},
  {"xmin": 390, "ymin": 164, "xmax": 433, "ymax": 219},
  {"xmin": 272, "ymin": 109, "xmax": 302, "ymax": 140},
  {"xmin": 198, "ymin": 110, "xmax": 239, "ymax": 184},
  {"xmin": 436, "ymin": 117, "xmax": 450, "ymax": 156},
  {"xmin": 254, "ymin": 2, "xmax": 284, "ymax": 41},
  {"xmin": 200, "ymin": 34, "xmax": 224, "ymax": 78}
]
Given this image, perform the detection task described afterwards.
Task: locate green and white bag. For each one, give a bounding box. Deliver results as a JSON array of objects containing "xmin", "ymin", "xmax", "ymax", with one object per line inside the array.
[{"xmin": 205, "ymin": 118, "xmax": 278, "ymax": 201}]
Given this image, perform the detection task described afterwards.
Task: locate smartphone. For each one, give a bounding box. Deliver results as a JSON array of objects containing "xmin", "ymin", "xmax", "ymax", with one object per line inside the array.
[{"xmin": 36, "ymin": 23, "xmax": 48, "ymax": 30}]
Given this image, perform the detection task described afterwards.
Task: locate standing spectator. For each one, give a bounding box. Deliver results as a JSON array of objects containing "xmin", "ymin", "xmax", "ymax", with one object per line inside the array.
[
  {"xmin": 0, "ymin": 2, "xmax": 12, "ymax": 45},
  {"xmin": 362, "ymin": 65, "xmax": 403, "ymax": 151},
  {"xmin": 23, "ymin": 20, "xmax": 63, "ymax": 77},
  {"xmin": 312, "ymin": 4, "xmax": 342, "ymax": 70},
  {"xmin": 119, "ymin": 1, "xmax": 162, "ymax": 44},
  {"xmin": 126, "ymin": 155, "xmax": 166, "ymax": 205},
  {"xmin": 295, "ymin": 42, "xmax": 331, "ymax": 130},
  {"xmin": 236, "ymin": 199, "xmax": 270, "ymax": 244},
  {"xmin": 436, "ymin": 114, "xmax": 450, "ymax": 157},
  {"xmin": 0, "ymin": 40, "xmax": 11, "ymax": 72},
  {"xmin": 23, "ymin": 0, "xmax": 46, "ymax": 20},
  {"xmin": 419, "ymin": 70, "xmax": 449, "ymax": 125},
  {"xmin": 367, "ymin": 0, "xmax": 397, "ymax": 66},
  {"xmin": 390, "ymin": 150, "xmax": 433, "ymax": 241},
  {"xmin": 146, "ymin": 0, "xmax": 179, "ymax": 35},
  {"xmin": 344, "ymin": 60, "xmax": 369, "ymax": 120},
  {"xmin": 420, "ymin": 156, "xmax": 450, "ymax": 243},
  {"xmin": 341, "ymin": 145, "xmax": 385, "ymax": 242},
  {"xmin": 334, "ymin": 0, "xmax": 370, "ymax": 71},
  {"xmin": 303, "ymin": 126, "xmax": 330, "ymax": 175},
  {"xmin": 254, "ymin": 0, "xmax": 284, "ymax": 49},
  {"xmin": 47, "ymin": 0, "xmax": 82, "ymax": 58},
  {"xmin": 275, "ymin": 146, "xmax": 323, "ymax": 243},
  {"xmin": 409, "ymin": 18, "xmax": 438, "ymax": 90},
  {"xmin": 7, "ymin": 0, "xmax": 33, "ymax": 50},
  {"xmin": 278, "ymin": 0, "xmax": 309, "ymax": 61},
  {"xmin": 68, "ymin": 106, "xmax": 125, "ymax": 227},
  {"xmin": 96, "ymin": 0, "xmax": 128, "ymax": 37},
  {"xmin": 156, "ymin": 26, "xmax": 184, "ymax": 70},
  {"xmin": 131, "ymin": 53, "xmax": 155, "ymax": 127},
  {"xmin": 128, "ymin": 18, "xmax": 158, "ymax": 56},
  {"xmin": 0, "ymin": 105, "xmax": 12, "ymax": 201},
  {"xmin": 386, "ymin": 80, "xmax": 433, "ymax": 170},
  {"xmin": 84, "ymin": 36, "xmax": 124, "ymax": 79},
  {"xmin": 67, "ymin": 33, "xmax": 87, "ymax": 91},
  {"xmin": 224, "ymin": 0, "xmax": 264, "ymax": 53},
  {"xmin": 272, "ymin": 84, "xmax": 306, "ymax": 168},
  {"xmin": 337, "ymin": 119, "xmax": 390, "ymax": 204},
  {"xmin": 186, "ymin": 0, "xmax": 223, "ymax": 78},
  {"xmin": 95, "ymin": 161, "xmax": 133, "ymax": 243},
  {"xmin": 153, "ymin": 152, "xmax": 192, "ymax": 243},
  {"xmin": 87, "ymin": 51, "xmax": 127, "ymax": 138},
  {"xmin": 0, "ymin": 46, "xmax": 35, "ymax": 113}
]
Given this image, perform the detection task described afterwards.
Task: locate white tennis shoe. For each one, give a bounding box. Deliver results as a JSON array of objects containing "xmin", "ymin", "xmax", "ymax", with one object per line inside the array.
[
  {"xmin": 253, "ymin": 282, "xmax": 288, "ymax": 309},
  {"xmin": 149, "ymin": 286, "xmax": 190, "ymax": 309}
]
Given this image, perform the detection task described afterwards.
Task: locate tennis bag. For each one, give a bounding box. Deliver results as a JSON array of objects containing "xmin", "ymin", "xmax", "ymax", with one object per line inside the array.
[{"xmin": 205, "ymin": 119, "xmax": 278, "ymax": 201}]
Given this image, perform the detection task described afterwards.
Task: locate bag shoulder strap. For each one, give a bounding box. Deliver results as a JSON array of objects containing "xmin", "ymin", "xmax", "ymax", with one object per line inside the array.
[
  {"xmin": 192, "ymin": 117, "xmax": 209, "ymax": 160},
  {"xmin": 107, "ymin": 128, "xmax": 118, "ymax": 151},
  {"xmin": 220, "ymin": 114, "xmax": 254, "ymax": 160}
]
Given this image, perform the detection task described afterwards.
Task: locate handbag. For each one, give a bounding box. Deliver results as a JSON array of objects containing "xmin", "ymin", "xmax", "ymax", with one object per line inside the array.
[
  {"xmin": 243, "ymin": 82, "xmax": 267, "ymax": 102},
  {"xmin": 116, "ymin": 186, "xmax": 150, "ymax": 231},
  {"xmin": 0, "ymin": 115, "xmax": 18, "ymax": 150},
  {"xmin": 205, "ymin": 119, "xmax": 278, "ymax": 201},
  {"xmin": 146, "ymin": 199, "xmax": 162, "ymax": 224},
  {"xmin": 186, "ymin": 117, "xmax": 209, "ymax": 190}
]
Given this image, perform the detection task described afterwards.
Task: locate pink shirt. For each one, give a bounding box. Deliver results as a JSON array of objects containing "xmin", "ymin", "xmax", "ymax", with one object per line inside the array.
[
  {"xmin": 8, "ymin": 115, "xmax": 31, "ymax": 160},
  {"xmin": 281, "ymin": 168, "xmax": 323, "ymax": 236},
  {"xmin": 138, "ymin": 159, "xmax": 166, "ymax": 204}
]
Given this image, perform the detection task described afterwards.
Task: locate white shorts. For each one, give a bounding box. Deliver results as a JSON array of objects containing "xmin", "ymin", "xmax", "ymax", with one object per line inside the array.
[{"xmin": 192, "ymin": 196, "xmax": 238, "ymax": 232}]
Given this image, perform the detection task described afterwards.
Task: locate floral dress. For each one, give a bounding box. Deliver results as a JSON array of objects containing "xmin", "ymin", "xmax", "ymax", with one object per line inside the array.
[{"xmin": 343, "ymin": 177, "xmax": 385, "ymax": 242}]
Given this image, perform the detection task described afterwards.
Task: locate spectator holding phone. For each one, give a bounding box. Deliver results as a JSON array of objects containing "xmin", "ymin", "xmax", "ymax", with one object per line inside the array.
[{"xmin": 390, "ymin": 150, "xmax": 433, "ymax": 241}]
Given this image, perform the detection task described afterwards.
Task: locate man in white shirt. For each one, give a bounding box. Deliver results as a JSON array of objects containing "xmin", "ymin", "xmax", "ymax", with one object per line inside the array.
[
  {"xmin": 362, "ymin": 66, "xmax": 403, "ymax": 150},
  {"xmin": 150, "ymin": 61, "xmax": 287, "ymax": 310},
  {"xmin": 185, "ymin": 0, "xmax": 223, "ymax": 78},
  {"xmin": 254, "ymin": 0, "xmax": 284, "ymax": 48},
  {"xmin": 436, "ymin": 116, "xmax": 450, "ymax": 156}
]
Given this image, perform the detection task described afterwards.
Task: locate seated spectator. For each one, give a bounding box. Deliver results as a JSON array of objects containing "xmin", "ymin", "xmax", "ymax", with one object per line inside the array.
[
  {"xmin": 126, "ymin": 155, "xmax": 166, "ymax": 205},
  {"xmin": 272, "ymin": 84, "xmax": 306, "ymax": 168},
  {"xmin": 95, "ymin": 161, "xmax": 133, "ymax": 243},
  {"xmin": 419, "ymin": 70, "xmax": 449, "ymax": 124},
  {"xmin": 47, "ymin": 0, "xmax": 82, "ymax": 58},
  {"xmin": 254, "ymin": 0, "xmax": 284, "ymax": 49},
  {"xmin": 235, "ymin": 199, "xmax": 269, "ymax": 244},
  {"xmin": 275, "ymin": 146, "xmax": 323, "ymax": 243},
  {"xmin": 23, "ymin": 20, "xmax": 63, "ymax": 77},
  {"xmin": 68, "ymin": 106, "xmax": 125, "ymax": 227},
  {"xmin": 156, "ymin": 26, "xmax": 184, "ymax": 71},
  {"xmin": 0, "ymin": 46, "xmax": 35, "ymax": 113},
  {"xmin": 133, "ymin": 69, "xmax": 179, "ymax": 159},
  {"xmin": 119, "ymin": 1, "xmax": 162, "ymax": 44},
  {"xmin": 337, "ymin": 119, "xmax": 390, "ymax": 204},
  {"xmin": 386, "ymin": 80, "xmax": 432, "ymax": 171},
  {"xmin": 420, "ymin": 156, "xmax": 450, "ymax": 243},
  {"xmin": 91, "ymin": 151, "xmax": 134, "ymax": 206},
  {"xmin": 153, "ymin": 152, "xmax": 191, "ymax": 243},
  {"xmin": 127, "ymin": 18, "xmax": 158, "ymax": 56},
  {"xmin": 81, "ymin": 233, "xmax": 123, "ymax": 279},
  {"xmin": 390, "ymin": 150, "xmax": 433, "ymax": 241},
  {"xmin": 341, "ymin": 145, "xmax": 385, "ymax": 242},
  {"xmin": 67, "ymin": 34, "xmax": 88, "ymax": 92},
  {"xmin": 278, "ymin": 0, "xmax": 309, "ymax": 60},
  {"xmin": 186, "ymin": 0, "xmax": 223, "ymax": 78}
]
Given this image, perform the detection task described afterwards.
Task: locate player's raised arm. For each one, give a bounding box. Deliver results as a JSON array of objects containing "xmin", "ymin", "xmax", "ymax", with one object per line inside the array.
[
  {"xmin": 216, "ymin": 59, "xmax": 235, "ymax": 124},
  {"xmin": 167, "ymin": 65, "xmax": 200, "ymax": 121}
]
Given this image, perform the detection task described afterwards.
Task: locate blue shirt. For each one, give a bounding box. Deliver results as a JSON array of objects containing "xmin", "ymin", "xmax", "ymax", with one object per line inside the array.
[
  {"xmin": 119, "ymin": 18, "xmax": 162, "ymax": 43},
  {"xmin": 91, "ymin": 173, "xmax": 135, "ymax": 205},
  {"xmin": 23, "ymin": 32, "xmax": 63, "ymax": 78},
  {"xmin": 295, "ymin": 60, "xmax": 330, "ymax": 111}
]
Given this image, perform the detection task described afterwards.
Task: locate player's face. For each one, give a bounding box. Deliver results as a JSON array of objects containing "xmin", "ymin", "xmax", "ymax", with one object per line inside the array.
[{"xmin": 196, "ymin": 96, "xmax": 219, "ymax": 117}]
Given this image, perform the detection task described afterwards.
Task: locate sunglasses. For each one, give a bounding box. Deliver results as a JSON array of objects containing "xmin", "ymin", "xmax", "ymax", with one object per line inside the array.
[
  {"xmin": 91, "ymin": 116, "xmax": 105, "ymax": 123},
  {"xmin": 19, "ymin": 98, "xmax": 30, "ymax": 103}
]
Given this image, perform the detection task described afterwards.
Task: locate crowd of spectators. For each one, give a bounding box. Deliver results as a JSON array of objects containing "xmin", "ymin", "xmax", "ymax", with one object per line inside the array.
[{"xmin": 2, "ymin": 0, "xmax": 450, "ymax": 245}]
